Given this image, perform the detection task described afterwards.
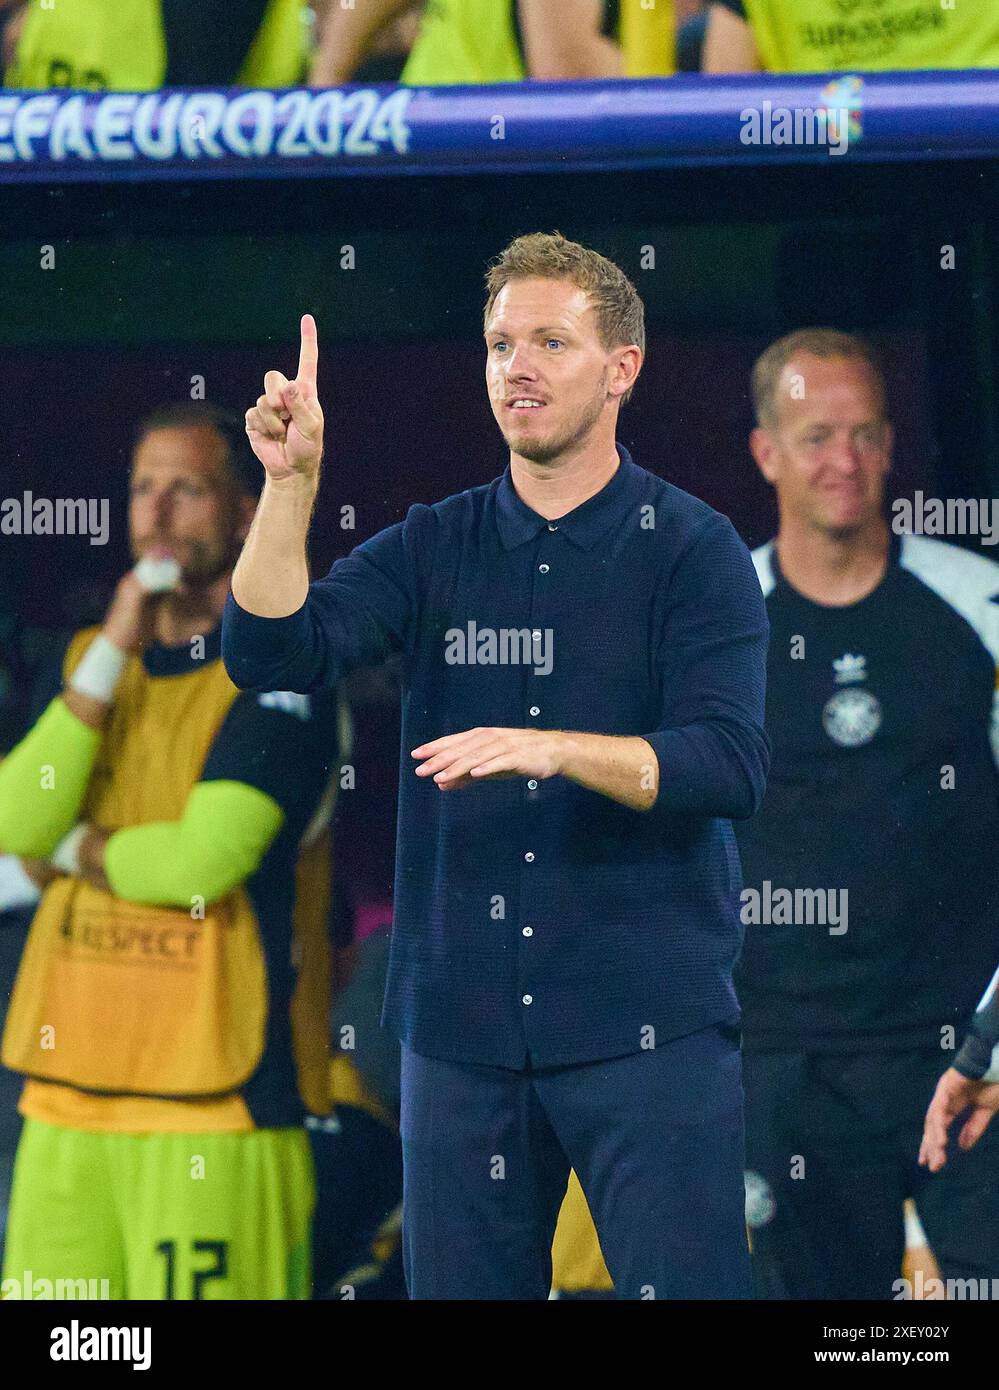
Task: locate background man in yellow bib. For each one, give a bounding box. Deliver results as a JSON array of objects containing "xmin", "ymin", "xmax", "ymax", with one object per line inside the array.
[
  {"xmin": 0, "ymin": 403, "xmax": 344, "ymax": 1300},
  {"xmin": 704, "ymin": 0, "xmax": 999, "ymax": 73},
  {"xmin": 311, "ymin": 0, "xmax": 683, "ymax": 87},
  {"xmin": 1, "ymin": 0, "xmax": 309, "ymax": 90}
]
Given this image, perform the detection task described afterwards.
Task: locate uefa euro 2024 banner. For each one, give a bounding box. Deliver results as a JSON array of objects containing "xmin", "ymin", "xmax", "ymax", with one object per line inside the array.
[{"xmin": 0, "ymin": 73, "xmax": 997, "ymax": 181}]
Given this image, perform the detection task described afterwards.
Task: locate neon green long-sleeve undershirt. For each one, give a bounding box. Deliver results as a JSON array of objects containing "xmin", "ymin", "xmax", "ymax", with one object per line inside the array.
[
  {"xmin": 104, "ymin": 780, "xmax": 285, "ymax": 908},
  {"xmin": 0, "ymin": 697, "xmax": 101, "ymax": 857},
  {"xmin": 0, "ymin": 695, "xmax": 284, "ymax": 906}
]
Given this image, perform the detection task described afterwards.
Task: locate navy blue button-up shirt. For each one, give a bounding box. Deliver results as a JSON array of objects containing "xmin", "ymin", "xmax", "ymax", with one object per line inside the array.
[{"xmin": 222, "ymin": 445, "xmax": 770, "ymax": 1068}]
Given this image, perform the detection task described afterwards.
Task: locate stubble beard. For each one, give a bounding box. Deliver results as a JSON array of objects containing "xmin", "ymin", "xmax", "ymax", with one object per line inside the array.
[{"xmin": 500, "ymin": 384, "xmax": 608, "ymax": 466}]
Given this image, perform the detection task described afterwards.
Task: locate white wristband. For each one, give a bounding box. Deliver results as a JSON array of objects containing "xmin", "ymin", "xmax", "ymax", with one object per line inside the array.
[
  {"xmin": 68, "ymin": 634, "xmax": 128, "ymax": 703},
  {"xmin": 50, "ymin": 824, "xmax": 88, "ymax": 876}
]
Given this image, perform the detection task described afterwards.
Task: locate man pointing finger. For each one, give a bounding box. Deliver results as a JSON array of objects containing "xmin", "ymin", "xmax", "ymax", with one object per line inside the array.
[{"xmin": 224, "ymin": 234, "xmax": 770, "ymax": 1300}]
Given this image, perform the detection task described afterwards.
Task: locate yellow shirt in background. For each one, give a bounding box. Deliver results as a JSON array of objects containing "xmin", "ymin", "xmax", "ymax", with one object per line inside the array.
[{"xmin": 404, "ymin": 0, "xmax": 677, "ymax": 85}]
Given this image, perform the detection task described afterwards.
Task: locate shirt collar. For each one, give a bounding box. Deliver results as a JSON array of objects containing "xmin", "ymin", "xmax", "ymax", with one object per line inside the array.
[{"xmin": 495, "ymin": 443, "xmax": 641, "ymax": 552}]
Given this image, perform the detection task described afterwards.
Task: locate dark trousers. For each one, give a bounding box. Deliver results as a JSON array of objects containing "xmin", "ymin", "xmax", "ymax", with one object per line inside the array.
[
  {"xmin": 400, "ymin": 1020, "xmax": 751, "ymax": 1300},
  {"xmin": 744, "ymin": 1046, "xmax": 999, "ymax": 1300}
]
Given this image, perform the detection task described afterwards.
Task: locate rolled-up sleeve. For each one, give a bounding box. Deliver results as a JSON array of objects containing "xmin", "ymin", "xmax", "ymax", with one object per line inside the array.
[
  {"xmin": 642, "ymin": 513, "xmax": 770, "ymax": 821},
  {"xmin": 222, "ymin": 503, "xmax": 433, "ymax": 693}
]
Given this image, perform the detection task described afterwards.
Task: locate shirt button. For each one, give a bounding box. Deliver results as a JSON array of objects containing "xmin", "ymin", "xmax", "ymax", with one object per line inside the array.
[
  {"xmin": 527, "ymin": 779, "xmax": 538, "ymax": 790},
  {"xmin": 529, "ymin": 706, "xmax": 540, "ymax": 717},
  {"xmin": 539, "ymin": 564, "xmax": 549, "ymax": 574},
  {"xmin": 547, "ymin": 523, "xmax": 558, "ymax": 532},
  {"xmin": 522, "ymin": 927, "xmax": 534, "ymax": 937},
  {"xmin": 532, "ymin": 630, "xmax": 542, "ymax": 641},
  {"xmin": 524, "ymin": 851, "xmax": 535, "ymax": 862},
  {"xmin": 522, "ymin": 994, "xmax": 533, "ymax": 1005}
]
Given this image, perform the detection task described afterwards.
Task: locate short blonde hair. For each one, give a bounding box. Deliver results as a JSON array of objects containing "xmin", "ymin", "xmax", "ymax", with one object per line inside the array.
[
  {"xmin": 483, "ymin": 231, "xmax": 645, "ymax": 404},
  {"xmin": 751, "ymin": 328, "xmax": 886, "ymax": 429}
]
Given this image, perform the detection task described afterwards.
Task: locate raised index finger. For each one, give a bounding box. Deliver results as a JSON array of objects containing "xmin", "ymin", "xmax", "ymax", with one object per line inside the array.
[{"xmin": 297, "ymin": 313, "xmax": 319, "ymax": 387}]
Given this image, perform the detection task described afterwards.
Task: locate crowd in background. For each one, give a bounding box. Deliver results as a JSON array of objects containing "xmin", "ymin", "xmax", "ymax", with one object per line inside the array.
[{"xmin": 3, "ymin": 0, "xmax": 999, "ymax": 92}]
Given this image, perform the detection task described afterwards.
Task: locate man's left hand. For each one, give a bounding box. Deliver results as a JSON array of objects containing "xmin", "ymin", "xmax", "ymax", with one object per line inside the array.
[{"xmin": 412, "ymin": 728, "xmax": 566, "ymax": 789}]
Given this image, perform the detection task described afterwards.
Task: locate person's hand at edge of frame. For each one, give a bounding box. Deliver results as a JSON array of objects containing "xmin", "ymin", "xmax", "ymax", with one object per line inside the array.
[{"xmin": 918, "ymin": 1066, "xmax": 999, "ymax": 1172}]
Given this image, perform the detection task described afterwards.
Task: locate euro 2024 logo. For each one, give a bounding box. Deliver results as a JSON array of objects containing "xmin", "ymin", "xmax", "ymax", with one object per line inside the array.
[{"xmin": 818, "ymin": 75, "xmax": 865, "ymax": 148}]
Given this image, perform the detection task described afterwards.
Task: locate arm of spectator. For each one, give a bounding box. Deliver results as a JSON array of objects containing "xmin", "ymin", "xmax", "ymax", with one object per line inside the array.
[
  {"xmin": 0, "ymin": 559, "xmax": 189, "ymax": 857},
  {"xmin": 19, "ymin": 857, "xmax": 59, "ymax": 890},
  {"xmin": 674, "ymin": 0, "xmax": 706, "ymax": 23},
  {"xmin": 0, "ymin": 697, "xmax": 102, "ymax": 858},
  {"xmin": 702, "ymin": 1, "xmax": 762, "ymax": 72},
  {"xmin": 0, "ymin": 1, "xmax": 27, "ymax": 81},
  {"xmin": 310, "ymin": 0, "xmax": 417, "ymax": 86},
  {"xmin": 952, "ymin": 964, "xmax": 999, "ymax": 1084},
  {"xmin": 101, "ymin": 683, "xmax": 343, "ymax": 906},
  {"xmin": 919, "ymin": 1068, "xmax": 999, "ymax": 1173},
  {"xmin": 518, "ymin": 0, "xmax": 623, "ymax": 79},
  {"xmin": 919, "ymin": 965, "xmax": 999, "ymax": 1171},
  {"xmin": 98, "ymin": 780, "xmax": 284, "ymax": 906}
]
